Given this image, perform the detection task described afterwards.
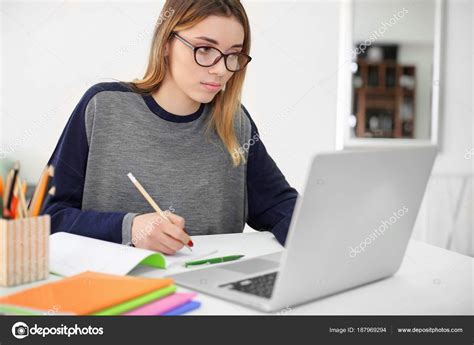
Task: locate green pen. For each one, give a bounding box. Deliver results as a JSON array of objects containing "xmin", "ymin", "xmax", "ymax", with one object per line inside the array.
[{"xmin": 184, "ymin": 255, "xmax": 244, "ymax": 267}]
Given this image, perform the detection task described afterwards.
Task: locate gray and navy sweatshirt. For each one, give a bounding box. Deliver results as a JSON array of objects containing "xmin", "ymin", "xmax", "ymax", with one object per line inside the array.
[{"xmin": 41, "ymin": 82, "xmax": 298, "ymax": 246}]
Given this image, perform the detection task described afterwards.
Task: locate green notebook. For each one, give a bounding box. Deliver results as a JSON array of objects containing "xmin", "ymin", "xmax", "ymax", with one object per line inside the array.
[
  {"xmin": 94, "ymin": 284, "xmax": 177, "ymax": 315},
  {"xmin": 0, "ymin": 304, "xmax": 72, "ymax": 316}
]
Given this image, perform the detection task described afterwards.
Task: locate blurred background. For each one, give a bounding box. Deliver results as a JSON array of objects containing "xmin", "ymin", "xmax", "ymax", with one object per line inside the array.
[{"xmin": 1, "ymin": 0, "xmax": 472, "ymax": 256}]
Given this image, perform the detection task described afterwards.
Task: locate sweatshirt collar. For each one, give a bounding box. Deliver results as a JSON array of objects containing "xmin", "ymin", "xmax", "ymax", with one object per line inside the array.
[{"xmin": 142, "ymin": 94, "xmax": 205, "ymax": 123}]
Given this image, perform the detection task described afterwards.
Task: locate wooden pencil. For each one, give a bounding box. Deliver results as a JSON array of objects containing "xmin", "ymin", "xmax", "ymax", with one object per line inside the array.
[{"xmin": 127, "ymin": 173, "xmax": 192, "ymax": 251}]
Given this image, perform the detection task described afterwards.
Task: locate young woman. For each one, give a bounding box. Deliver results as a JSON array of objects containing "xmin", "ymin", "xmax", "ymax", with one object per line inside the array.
[{"xmin": 42, "ymin": 0, "xmax": 298, "ymax": 255}]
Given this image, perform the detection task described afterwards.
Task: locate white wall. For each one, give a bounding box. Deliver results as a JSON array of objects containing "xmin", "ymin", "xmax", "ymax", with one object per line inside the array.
[
  {"xmin": 242, "ymin": 0, "xmax": 341, "ymax": 191},
  {"xmin": 432, "ymin": 0, "xmax": 472, "ymax": 176},
  {"xmin": 410, "ymin": 0, "xmax": 473, "ymax": 256}
]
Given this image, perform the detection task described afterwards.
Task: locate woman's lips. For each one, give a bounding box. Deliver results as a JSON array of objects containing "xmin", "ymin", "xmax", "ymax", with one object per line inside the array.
[{"xmin": 201, "ymin": 82, "xmax": 222, "ymax": 92}]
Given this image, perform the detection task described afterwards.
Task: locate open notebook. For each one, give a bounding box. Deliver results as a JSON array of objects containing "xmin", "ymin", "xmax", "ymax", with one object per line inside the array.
[{"xmin": 50, "ymin": 232, "xmax": 217, "ymax": 277}]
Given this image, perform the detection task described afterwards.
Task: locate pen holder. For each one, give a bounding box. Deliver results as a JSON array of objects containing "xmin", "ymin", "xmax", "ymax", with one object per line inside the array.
[{"xmin": 0, "ymin": 215, "xmax": 50, "ymax": 287}]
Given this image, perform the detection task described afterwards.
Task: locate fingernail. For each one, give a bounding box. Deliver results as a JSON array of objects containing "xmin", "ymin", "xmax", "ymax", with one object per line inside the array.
[{"xmin": 187, "ymin": 240, "xmax": 194, "ymax": 247}]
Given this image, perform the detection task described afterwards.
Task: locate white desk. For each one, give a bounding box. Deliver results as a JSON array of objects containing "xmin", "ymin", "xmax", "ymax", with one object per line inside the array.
[{"xmin": 1, "ymin": 232, "xmax": 472, "ymax": 315}]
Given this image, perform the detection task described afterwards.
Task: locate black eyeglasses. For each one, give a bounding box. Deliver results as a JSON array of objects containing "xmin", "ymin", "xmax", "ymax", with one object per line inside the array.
[{"xmin": 173, "ymin": 33, "xmax": 252, "ymax": 72}]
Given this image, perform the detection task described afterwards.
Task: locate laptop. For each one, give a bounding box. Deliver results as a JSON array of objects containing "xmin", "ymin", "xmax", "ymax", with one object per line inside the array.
[{"xmin": 169, "ymin": 147, "xmax": 437, "ymax": 312}]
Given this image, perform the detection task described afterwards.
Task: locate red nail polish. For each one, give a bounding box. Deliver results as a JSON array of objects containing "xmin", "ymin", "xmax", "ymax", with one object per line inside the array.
[{"xmin": 187, "ymin": 240, "xmax": 194, "ymax": 247}]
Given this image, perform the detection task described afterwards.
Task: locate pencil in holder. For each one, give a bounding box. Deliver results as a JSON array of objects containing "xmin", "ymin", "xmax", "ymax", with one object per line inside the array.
[{"xmin": 0, "ymin": 215, "xmax": 50, "ymax": 287}]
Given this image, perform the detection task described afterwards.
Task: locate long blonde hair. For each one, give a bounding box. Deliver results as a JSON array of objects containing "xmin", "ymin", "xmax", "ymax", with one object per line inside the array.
[{"xmin": 127, "ymin": 0, "xmax": 251, "ymax": 166}]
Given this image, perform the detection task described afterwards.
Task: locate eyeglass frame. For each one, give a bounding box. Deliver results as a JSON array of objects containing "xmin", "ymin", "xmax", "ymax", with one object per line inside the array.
[{"xmin": 172, "ymin": 32, "xmax": 252, "ymax": 72}]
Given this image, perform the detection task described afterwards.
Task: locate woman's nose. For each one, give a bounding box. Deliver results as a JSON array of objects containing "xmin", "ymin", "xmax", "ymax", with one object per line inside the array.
[{"xmin": 208, "ymin": 57, "xmax": 228, "ymax": 76}]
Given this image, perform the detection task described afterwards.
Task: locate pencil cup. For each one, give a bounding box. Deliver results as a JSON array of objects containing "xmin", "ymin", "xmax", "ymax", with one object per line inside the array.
[{"xmin": 0, "ymin": 215, "xmax": 50, "ymax": 287}]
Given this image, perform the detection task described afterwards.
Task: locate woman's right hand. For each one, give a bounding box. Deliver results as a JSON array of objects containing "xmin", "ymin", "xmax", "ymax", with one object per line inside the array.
[{"xmin": 130, "ymin": 212, "xmax": 193, "ymax": 254}]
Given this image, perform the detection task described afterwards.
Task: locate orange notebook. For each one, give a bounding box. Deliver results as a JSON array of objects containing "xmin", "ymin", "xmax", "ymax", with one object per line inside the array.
[{"xmin": 0, "ymin": 271, "xmax": 174, "ymax": 315}]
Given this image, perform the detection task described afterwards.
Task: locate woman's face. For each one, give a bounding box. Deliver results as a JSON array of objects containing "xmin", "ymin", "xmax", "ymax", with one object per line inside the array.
[{"xmin": 166, "ymin": 15, "xmax": 245, "ymax": 104}]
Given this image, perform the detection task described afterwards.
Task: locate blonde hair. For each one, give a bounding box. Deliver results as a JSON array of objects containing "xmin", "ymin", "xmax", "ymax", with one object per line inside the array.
[{"xmin": 126, "ymin": 0, "xmax": 251, "ymax": 166}]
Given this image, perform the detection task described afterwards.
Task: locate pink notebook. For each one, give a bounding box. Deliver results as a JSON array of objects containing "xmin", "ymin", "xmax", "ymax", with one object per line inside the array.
[{"xmin": 124, "ymin": 292, "xmax": 197, "ymax": 316}]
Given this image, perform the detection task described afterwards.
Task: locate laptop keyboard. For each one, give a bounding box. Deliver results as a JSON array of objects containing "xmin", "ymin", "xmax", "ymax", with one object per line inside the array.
[{"xmin": 219, "ymin": 272, "xmax": 278, "ymax": 299}]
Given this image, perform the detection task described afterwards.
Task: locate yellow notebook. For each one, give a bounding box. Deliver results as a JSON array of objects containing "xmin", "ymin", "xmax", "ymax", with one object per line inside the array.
[{"xmin": 0, "ymin": 271, "xmax": 174, "ymax": 315}]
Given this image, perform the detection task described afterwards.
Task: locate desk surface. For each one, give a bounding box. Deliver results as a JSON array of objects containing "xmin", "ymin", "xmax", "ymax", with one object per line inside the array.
[{"xmin": 1, "ymin": 232, "xmax": 472, "ymax": 315}]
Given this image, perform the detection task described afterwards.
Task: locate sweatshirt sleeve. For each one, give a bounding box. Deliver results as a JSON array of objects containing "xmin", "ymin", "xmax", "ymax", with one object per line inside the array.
[
  {"xmin": 41, "ymin": 85, "xmax": 132, "ymax": 244},
  {"xmin": 242, "ymin": 105, "xmax": 299, "ymax": 246}
]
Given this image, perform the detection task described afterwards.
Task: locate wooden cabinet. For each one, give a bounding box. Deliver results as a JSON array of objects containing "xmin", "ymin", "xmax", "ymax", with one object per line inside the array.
[{"xmin": 353, "ymin": 60, "xmax": 416, "ymax": 138}]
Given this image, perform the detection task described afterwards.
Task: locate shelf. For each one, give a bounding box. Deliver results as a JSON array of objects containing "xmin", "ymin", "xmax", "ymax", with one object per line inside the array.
[{"xmin": 353, "ymin": 59, "xmax": 416, "ymax": 139}]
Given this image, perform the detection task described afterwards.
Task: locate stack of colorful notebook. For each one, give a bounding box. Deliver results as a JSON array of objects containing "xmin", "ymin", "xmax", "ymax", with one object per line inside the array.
[{"xmin": 0, "ymin": 271, "xmax": 200, "ymax": 316}]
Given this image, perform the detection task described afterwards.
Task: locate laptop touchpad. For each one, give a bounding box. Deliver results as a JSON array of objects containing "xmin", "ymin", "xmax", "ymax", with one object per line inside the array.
[{"xmin": 219, "ymin": 259, "xmax": 279, "ymax": 275}]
